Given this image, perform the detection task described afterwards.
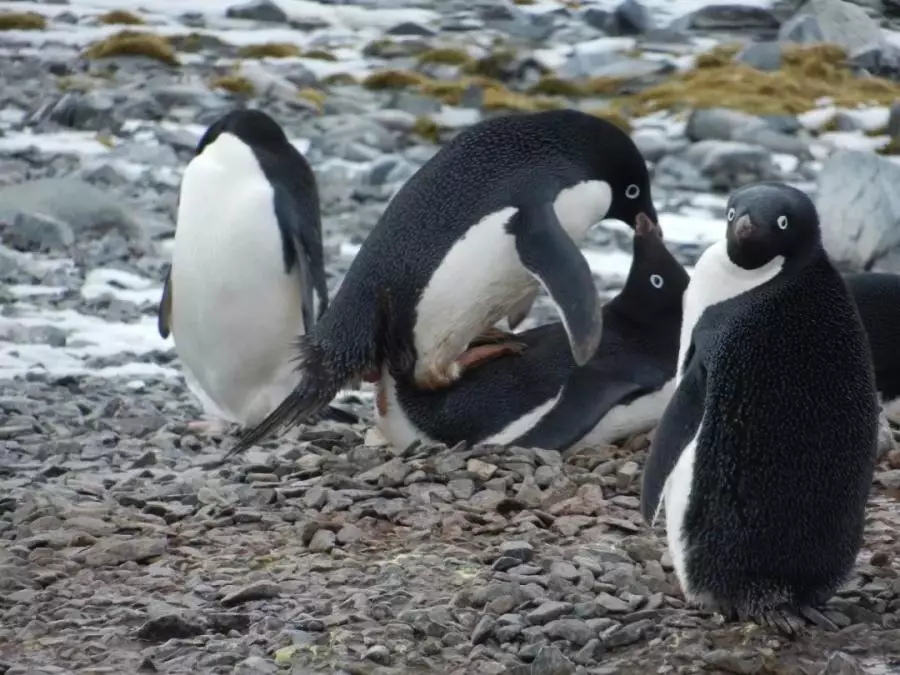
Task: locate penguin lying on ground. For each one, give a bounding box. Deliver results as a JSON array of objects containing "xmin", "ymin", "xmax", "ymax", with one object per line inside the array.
[
  {"xmin": 374, "ymin": 215, "xmax": 688, "ymax": 452},
  {"xmin": 641, "ymin": 181, "xmax": 879, "ymax": 637},
  {"xmin": 158, "ymin": 108, "xmax": 357, "ymax": 434},
  {"xmin": 229, "ymin": 108, "xmax": 660, "ymax": 455}
]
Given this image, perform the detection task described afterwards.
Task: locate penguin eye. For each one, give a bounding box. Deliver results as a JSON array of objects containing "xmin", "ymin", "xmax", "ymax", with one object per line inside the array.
[
  {"xmin": 776, "ymin": 215, "xmax": 788, "ymax": 230},
  {"xmin": 727, "ymin": 208, "xmax": 735, "ymax": 222},
  {"xmin": 625, "ymin": 184, "xmax": 640, "ymax": 199},
  {"xmin": 650, "ymin": 274, "xmax": 664, "ymax": 289}
]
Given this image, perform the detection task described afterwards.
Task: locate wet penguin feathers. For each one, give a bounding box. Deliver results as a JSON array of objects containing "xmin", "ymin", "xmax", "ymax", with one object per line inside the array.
[
  {"xmin": 641, "ymin": 181, "xmax": 879, "ymax": 631},
  {"xmin": 194, "ymin": 108, "xmax": 329, "ymax": 326},
  {"xmin": 229, "ymin": 109, "xmax": 658, "ymax": 456}
]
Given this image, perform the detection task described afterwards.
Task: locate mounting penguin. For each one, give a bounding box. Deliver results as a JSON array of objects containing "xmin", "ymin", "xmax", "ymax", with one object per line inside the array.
[
  {"xmin": 640, "ymin": 181, "xmax": 879, "ymax": 637},
  {"xmin": 230, "ymin": 108, "xmax": 660, "ymax": 454},
  {"xmin": 374, "ymin": 215, "xmax": 687, "ymax": 452},
  {"xmin": 157, "ymin": 108, "xmax": 357, "ymax": 434}
]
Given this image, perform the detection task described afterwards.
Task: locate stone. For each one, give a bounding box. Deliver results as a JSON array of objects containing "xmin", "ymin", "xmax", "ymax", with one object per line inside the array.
[
  {"xmin": 225, "ymin": 0, "xmax": 288, "ymax": 23},
  {"xmin": 679, "ymin": 140, "xmax": 778, "ymax": 191},
  {"xmin": 815, "ymin": 150, "xmax": 900, "ymax": 272},
  {"xmin": 81, "ymin": 537, "xmax": 166, "ymax": 566},
  {"xmin": 136, "ymin": 614, "xmax": 205, "ymax": 642},
  {"xmin": 703, "ymin": 649, "xmax": 767, "ymax": 674},
  {"xmin": 820, "ymin": 651, "xmax": 866, "ymax": 674},
  {"xmin": 2, "ymin": 211, "xmax": 74, "ymax": 254},
  {"xmin": 735, "ymin": 40, "xmax": 783, "ymax": 70},
  {"xmin": 526, "ymin": 601, "xmax": 574, "ymax": 625},
  {"xmin": 500, "ymin": 540, "xmax": 534, "ymax": 563},
  {"xmin": 675, "ymin": 4, "xmax": 781, "ymax": 33},
  {"xmin": 221, "ymin": 581, "xmax": 281, "ymax": 607},
  {"xmin": 685, "ymin": 108, "xmax": 766, "ymax": 142},
  {"xmin": 779, "ymin": 0, "xmax": 883, "ymax": 56},
  {"xmin": 543, "ymin": 618, "xmax": 594, "ymax": 647}
]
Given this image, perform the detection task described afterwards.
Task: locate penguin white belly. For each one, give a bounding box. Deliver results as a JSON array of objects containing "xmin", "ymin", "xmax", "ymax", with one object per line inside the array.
[
  {"xmin": 484, "ymin": 393, "xmax": 561, "ymax": 445},
  {"xmin": 571, "ymin": 380, "xmax": 675, "ymax": 450},
  {"xmin": 663, "ymin": 423, "xmax": 702, "ymax": 602},
  {"xmin": 373, "ymin": 368, "xmax": 437, "ymax": 449},
  {"xmin": 413, "ymin": 180, "xmax": 612, "ymax": 385},
  {"xmin": 170, "ymin": 146, "xmax": 306, "ymax": 427}
]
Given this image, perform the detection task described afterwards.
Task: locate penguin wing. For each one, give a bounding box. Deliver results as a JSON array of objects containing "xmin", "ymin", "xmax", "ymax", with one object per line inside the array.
[
  {"xmin": 511, "ymin": 360, "xmax": 665, "ymax": 451},
  {"xmin": 639, "ymin": 344, "xmax": 708, "ymax": 525},
  {"xmin": 273, "ymin": 182, "xmax": 328, "ymax": 329},
  {"xmin": 158, "ymin": 264, "xmax": 173, "ymax": 339},
  {"xmin": 510, "ymin": 203, "xmax": 603, "ymax": 367}
]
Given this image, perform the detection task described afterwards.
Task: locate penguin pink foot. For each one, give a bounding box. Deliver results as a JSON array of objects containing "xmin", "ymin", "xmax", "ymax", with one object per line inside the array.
[
  {"xmin": 469, "ymin": 327, "xmax": 519, "ymax": 347},
  {"xmin": 415, "ymin": 341, "xmax": 526, "ymax": 391}
]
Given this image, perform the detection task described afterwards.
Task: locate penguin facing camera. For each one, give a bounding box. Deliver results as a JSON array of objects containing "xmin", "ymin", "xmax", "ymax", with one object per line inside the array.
[
  {"xmin": 229, "ymin": 108, "xmax": 660, "ymax": 455},
  {"xmin": 373, "ymin": 215, "xmax": 686, "ymax": 452},
  {"xmin": 158, "ymin": 108, "xmax": 357, "ymax": 434},
  {"xmin": 641, "ymin": 181, "xmax": 879, "ymax": 637}
]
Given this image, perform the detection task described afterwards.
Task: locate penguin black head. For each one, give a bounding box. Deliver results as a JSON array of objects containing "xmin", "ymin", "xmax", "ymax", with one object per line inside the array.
[
  {"xmin": 615, "ymin": 214, "xmax": 689, "ymax": 323},
  {"xmin": 194, "ymin": 108, "xmax": 290, "ymax": 156},
  {"xmin": 581, "ymin": 115, "xmax": 660, "ymax": 233},
  {"xmin": 724, "ymin": 182, "xmax": 821, "ymax": 270}
]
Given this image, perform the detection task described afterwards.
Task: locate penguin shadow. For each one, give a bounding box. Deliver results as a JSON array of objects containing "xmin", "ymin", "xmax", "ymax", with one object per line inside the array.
[{"xmin": 376, "ymin": 217, "xmax": 690, "ymax": 453}]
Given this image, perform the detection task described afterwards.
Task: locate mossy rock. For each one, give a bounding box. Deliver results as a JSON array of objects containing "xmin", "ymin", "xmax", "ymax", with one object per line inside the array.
[
  {"xmin": 362, "ymin": 69, "xmax": 426, "ymax": 90},
  {"xmin": 877, "ymin": 136, "xmax": 900, "ymax": 155},
  {"xmin": 297, "ymin": 87, "xmax": 326, "ymax": 112},
  {"xmin": 0, "ymin": 11, "xmax": 47, "ymax": 30},
  {"xmin": 461, "ymin": 49, "xmax": 518, "ymax": 80},
  {"xmin": 528, "ymin": 76, "xmax": 588, "ymax": 98},
  {"xmin": 170, "ymin": 32, "xmax": 227, "ymax": 54},
  {"xmin": 588, "ymin": 109, "xmax": 633, "ymax": 134},
  {"xmin": 417, "ymin": 47, "xmax": 473, "ymax": 67},
  {"xmin": 322, "ymin": 73, "xmax": 357, "ymax": 86},
  {"xmin": 418, "ymin": 76, "xmax": 504, "ymax": 105},
  {"xmin": 96, "ymin": 10, "xmax": 145, "ymax": 25},
  {"xmin": 615, "ymin": 42, "xmax": 900, "ymax": 117},
  {"xmin": 413, "ymin": 116, "xmax": 442, "ymax": 144},
  {"xmin": 301, "ymin": 49, "xmax": 337, "ymax": 62},
  {"xmin": 694, "ymin": 43, "xmax": 741, "ymax": 69},
  {"xmin": 513, "ymin": 0, "xmax": 536, "ymax": 4},
  {"xmin": 210, "ymin": 74, "xmax": 255, "ymax": 96},
  {"xmin": 237, "ymin": 42, "xmax": 301, "ymax": 59},
  {"xmin": 83, "ymin": 31, "xmax": 179, "ymax": 66},
  {"xmin": 482, "ymin": 88, "xmax": 564, "ymax": 112}
]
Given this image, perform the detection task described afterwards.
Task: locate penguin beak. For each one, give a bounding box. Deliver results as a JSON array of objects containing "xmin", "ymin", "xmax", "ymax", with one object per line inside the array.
[
  {"xmin": 634, "ymin": 212, "xmax": 662, "ymax": 238},
  {"xmin": 733, "ymin": 214, "xmax": 755, "ymax": 241}
]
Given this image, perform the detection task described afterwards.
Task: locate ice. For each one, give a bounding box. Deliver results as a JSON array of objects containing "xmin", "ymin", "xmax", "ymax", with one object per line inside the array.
[{"xmin": 80, "ymin": 268, "xmax": 163, "ymax": 305}]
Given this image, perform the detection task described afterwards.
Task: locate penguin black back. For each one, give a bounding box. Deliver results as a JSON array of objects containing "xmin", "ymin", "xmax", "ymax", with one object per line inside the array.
[
  {"xmin": 642, "ymin": 181, "xmax": 879, "ymax": 629},
  {"xmin": 196, "ymin": 108, "xmax": 328, "ymax": 324},
  {"xmin": 385, "ymin": 218, "xmax": 687, "ymax": 449},
  {"xmin": 844, "ymin": 272, "xmax": 900, "ymax": 404}
]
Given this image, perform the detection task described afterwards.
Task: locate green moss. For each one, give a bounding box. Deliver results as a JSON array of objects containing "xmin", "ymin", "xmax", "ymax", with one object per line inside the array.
[
  {"xmin": 322, "ymin": 73, "xmax": 357, "ymax": 86},
  {"xmin": 301, "ymin": 48, "xmax": 337, "ymax": 61},
  {"xmin": 412, "ymin": 116, "xmax": 441, "ymax": 143},
  {"xmin": 417, "ymin": 76, "xmax": 503, "ymax": 105},
  {"xmin": 513, "ymin": 0, "xmax": 536, "ymax": 4},
  {"xmin": 169, "ymin": 32, "xmax": 226, "ymax": 53},
  {"xmin": 482, "ymin": 88, "xmax": 564, "ymax": 112},
  {"xmin": 83, "ymin": 31, "xmax": 179, "ymax": 66},
  {"xmin": 417, "ymin": 47, "xmax": 473, "ymax": 66},
  {"xmin": 527, "ymin": 76, "xmax": 587, "ymax": 97},
  {"xmin": 362, "ymin": 38, "xmax": 398, "ymax": 58},
  {"xmin": 297, "ymin": 87, "xmax": 326, "ymax": 112},
  {"xmin": 210, "ymin": 74, "xmax": 255, "ymax": 96},
  {"xmin": 96, "ymin": 10, "xmax": 145, "ymax": 25},
  {"xmin": 0, "ymin": 11, "xmax": 46, "ymax": 30},
  {"xmin": 237, "ymin": 42, "xmax": 301, "ymax": 58},
  {"xmin": 362, "ymin": 69, "xmax": 426, "ymax": 90},
  {"xmin": 461, "ymin": 48, "xmax": 518, "ymax": 80},
  {"xmin": 615, "ymin": 42, "xmax": 900, "ymax": 117}
]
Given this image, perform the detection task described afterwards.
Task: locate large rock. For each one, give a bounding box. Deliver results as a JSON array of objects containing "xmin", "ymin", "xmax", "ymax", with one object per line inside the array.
[
  {"xmin": 779, "ymin": 0, "xmax": 883, "ymax": 56},
  {"xmin": 816, "ymin": 150, "xmax": 900, "ymax": 272},
  {"xmin": 225, "ymin": 0, "xmax": 288, "ymax": 23},
  {"xmin": 0, "ymin": 177, "xmax": 148, "ymax": 252},
  {"xmin": 679, "ymin": 140, "xmax": 779, "ymax": 191}
]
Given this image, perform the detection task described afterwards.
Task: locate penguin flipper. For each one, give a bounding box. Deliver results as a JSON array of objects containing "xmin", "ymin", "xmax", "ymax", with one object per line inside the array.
[
  {"xmin": 510, "ymin": 204, "xmax": 602, "ymax": 366},
  {"xmin": 273, "ymin": 183, "xmax": 328, "ymax": 329},
  {"xmin": 158, "ymin": 264, "xmax": 173, "ymax": 339},
  {"xmin": 639, "ymin": 346, "xmax": 707, "ymax": 526},
  {"xmin": 511, "ymin": 362, "xmax": 663, "ymax": 452}
]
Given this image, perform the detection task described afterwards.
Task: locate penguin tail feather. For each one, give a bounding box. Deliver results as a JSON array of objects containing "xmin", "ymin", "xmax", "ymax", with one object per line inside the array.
[
  {"xmin": 321, "ymin": 405, "xmax": 359, "ymax": 424},
  {"xmin": 226, "ymin": 335, "xmax": 352, "ymax": 458}
]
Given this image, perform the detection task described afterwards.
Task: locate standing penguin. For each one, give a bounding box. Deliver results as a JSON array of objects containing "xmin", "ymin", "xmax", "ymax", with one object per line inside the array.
[
  {"xmin": 374, "ymin": 215, "xmax": 687, "ymax": 451},
  {"xmin": 640, "ymin": 182, "xmax": 879, "ymax": 635},
  {"xmin": 230, "ymin": 108, "xmax": 659, "ymax": 453},
  {"xmin": 158, "ymin": 108, "xmax": 355, "ymax": 433}
]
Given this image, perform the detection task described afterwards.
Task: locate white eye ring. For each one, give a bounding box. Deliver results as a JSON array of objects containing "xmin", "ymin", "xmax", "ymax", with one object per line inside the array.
[
  {"xmin": 777, "ymin": 215, "xmax": 788, "ymax": 230},
  {"xmin": 625, "ymin": 184, "xmax": 640, "ymax": 199},
  {"xmin": 727, "ymin": 208, "xmax": 735, "ymax": 222},
  {"xmin": 650, "ymin": 274, "xmax": 664, "ymax": 289}
]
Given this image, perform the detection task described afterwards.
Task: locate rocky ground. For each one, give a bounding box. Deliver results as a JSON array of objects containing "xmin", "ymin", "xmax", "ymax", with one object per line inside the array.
[{"xmin": 2, "ymin": 0, "xmax": 900, "ymax": 673}]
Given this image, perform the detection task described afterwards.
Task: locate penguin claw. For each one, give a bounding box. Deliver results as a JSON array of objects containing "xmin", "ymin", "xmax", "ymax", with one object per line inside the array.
[
  {"xmin": 468, "ymin": 327, "xmax": 518, "ymax": 348},
  {"xmin": 457, "ymin": 341, "xmax": 526, "ymax": 371},
  {"xmin": 756, "ymin": 609, "xmax": 805, "ymax": 638},
  {"xmin": 798, "ymin": 606, "xmax": 839, "ymax": 631}
]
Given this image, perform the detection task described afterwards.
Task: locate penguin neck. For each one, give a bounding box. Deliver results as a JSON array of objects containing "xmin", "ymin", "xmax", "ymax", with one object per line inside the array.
[
  {"xmin": 200, "ymin": 132, "xmax": 258, "ymax": 166},
  {"xmin": 700, "ymin": 239, "xmax": 785, "ymax": 286}
]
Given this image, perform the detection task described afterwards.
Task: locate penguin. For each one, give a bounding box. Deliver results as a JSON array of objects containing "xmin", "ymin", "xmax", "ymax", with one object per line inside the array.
[
  {"xmin": 157, "ymin": 108, "xmax": 357, "ymax": 434},
  {"xmin": 640, "ymin": 182, "xmax": 879, "ymax": 637},
  {"xmin": 229, "ymin": 108, "xmax": 660, "ymax": 454},
  {"xmin": 374, "ymin": 215, "xmax": 687, "ymax": 452}
]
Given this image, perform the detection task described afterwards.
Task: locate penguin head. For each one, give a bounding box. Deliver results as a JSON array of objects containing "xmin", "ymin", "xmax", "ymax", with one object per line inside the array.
[
  {"xmin": 586, "ymin": 118, "xmax": 660, "ymax": 234},
  {"xmin": 195, "ymin": 108, "xmax": 289, "ymax": 156},
  {"xmin": 724, "ymin": 182, "xmax": 820, "ymax": 270},
  {"xmin": 616, "ymin": 214, "xmax": 689, "ymax": 323}
]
